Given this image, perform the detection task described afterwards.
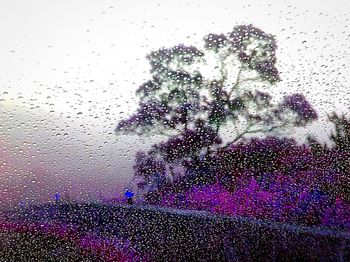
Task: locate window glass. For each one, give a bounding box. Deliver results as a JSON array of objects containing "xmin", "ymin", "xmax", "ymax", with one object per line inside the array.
[{"xmin": 1, "ymin": 0, "xmax": 350, "ymax": 260}]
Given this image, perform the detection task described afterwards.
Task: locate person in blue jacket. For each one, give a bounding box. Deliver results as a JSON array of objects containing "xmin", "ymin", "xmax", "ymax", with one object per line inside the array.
[{"xmin": 125, "ymin": 189, "xmax": 134, "ymax": 205}]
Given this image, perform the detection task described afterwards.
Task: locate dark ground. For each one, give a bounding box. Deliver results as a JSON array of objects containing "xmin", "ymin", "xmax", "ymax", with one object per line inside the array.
[
  {"xmin": 0, "ymin": 230, "xmax": 103, "ymax": 262},
  {"xmin": 3, "ymin": 203, "xmax": 350, "ymax": 261}
]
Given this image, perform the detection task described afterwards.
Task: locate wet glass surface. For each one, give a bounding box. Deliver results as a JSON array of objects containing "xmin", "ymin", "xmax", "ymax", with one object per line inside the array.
[{"xmin": 1, "ymin": 0, "xmax": 350, "ymax": 260}]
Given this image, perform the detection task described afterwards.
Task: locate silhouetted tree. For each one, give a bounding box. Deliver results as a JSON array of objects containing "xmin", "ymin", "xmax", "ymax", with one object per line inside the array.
[
  {"xmin": 327, "ymin": 112, "xmax": 350, "ymax": 201},
  {"xmin": 307, "ymin": 112, "xmax": 350, "ymax": 201},
  {"xmin": 307, "ymin": 135, "xmax": 329, "ymax": 157},
  {"xmin": 329, "ymin": 112, "xmax": 350, "ymax": 152},
  {"xmin": 115, "ymin": 24, "xmax": 318, "ymax": 194}
]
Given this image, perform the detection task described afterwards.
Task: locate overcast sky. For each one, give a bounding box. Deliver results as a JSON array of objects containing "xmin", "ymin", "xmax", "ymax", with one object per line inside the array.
[{"xmin": 0, "ymin": 0, "xmax": 350, "ymax": 208}]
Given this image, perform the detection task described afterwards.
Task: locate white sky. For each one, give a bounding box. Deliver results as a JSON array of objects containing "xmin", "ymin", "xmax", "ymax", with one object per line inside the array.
[{"xmin": 0, "ymin": 0, "xmax": 350, "ymax": 207}]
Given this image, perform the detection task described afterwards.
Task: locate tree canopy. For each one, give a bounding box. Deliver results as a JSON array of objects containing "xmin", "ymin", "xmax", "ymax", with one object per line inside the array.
[{"xmin": 116, "ymin": 24, "xmax": 318, "ymax": 191}]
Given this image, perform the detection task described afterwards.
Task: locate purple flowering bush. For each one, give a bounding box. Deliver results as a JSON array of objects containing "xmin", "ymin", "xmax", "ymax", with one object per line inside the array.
[
  {"xmin": 153, "ymin": 132, "xmax": 350, "ymax": 230},
  {"xmin": 321, "ymin": 198, "xmax": 350, "ymax": 229}
]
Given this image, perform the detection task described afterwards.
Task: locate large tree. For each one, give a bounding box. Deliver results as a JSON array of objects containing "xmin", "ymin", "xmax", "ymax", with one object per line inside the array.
[
  {"xmin": 116, "ymin": 24, "xmax": 317, "ymax": 191},
  {"xmin": 323, "ymin": 113, "xmax": 350, "ymax": 201},
  {"xmin": 306, "ymin": 112, "xmax": 350, "ymax": 202}
]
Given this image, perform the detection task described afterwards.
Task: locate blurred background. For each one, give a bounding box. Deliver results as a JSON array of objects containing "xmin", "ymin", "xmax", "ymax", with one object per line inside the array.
[{"xmin": 0, "ymin": 0, "xmax": 349, "ymax": 209}]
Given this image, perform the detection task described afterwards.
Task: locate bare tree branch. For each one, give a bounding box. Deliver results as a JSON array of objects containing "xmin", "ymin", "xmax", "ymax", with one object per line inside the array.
[
  {"xmin": 227, "ymin": 65, "xmax": 243, "ymax": 100},
  {"xmin": 221, "ymin": 122, "xmax": 288, "ymax": 149}
]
